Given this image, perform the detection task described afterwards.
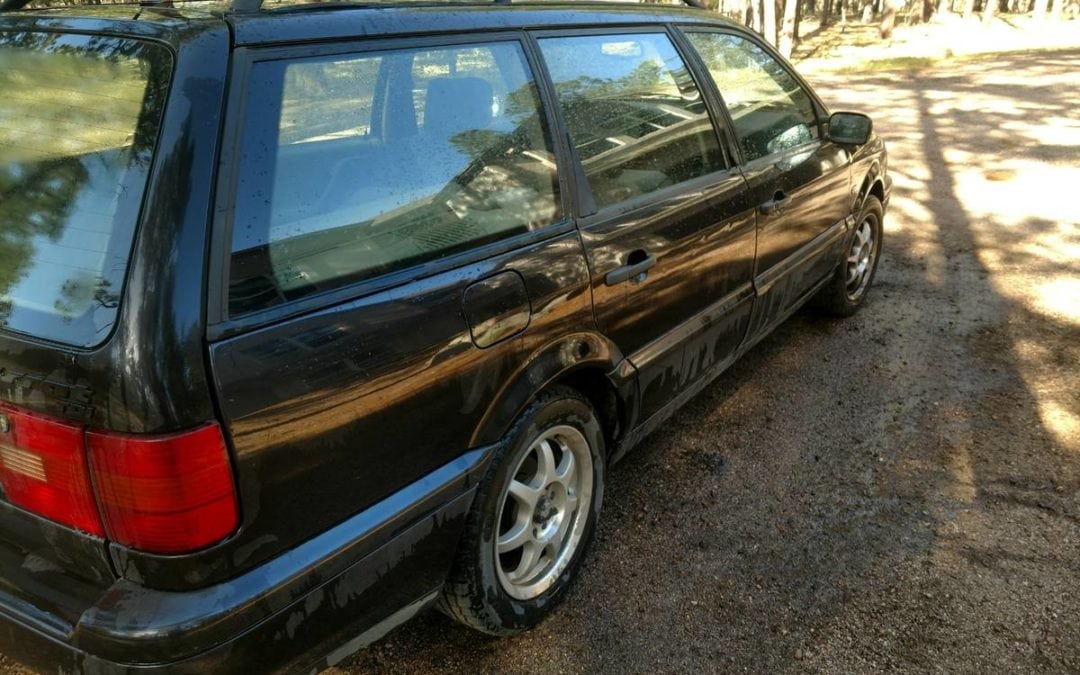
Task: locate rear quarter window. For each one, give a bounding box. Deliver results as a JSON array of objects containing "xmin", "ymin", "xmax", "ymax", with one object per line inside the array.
[{"xmin": 0, "ymin": 31, "xmax": 171, "ymax": 348}]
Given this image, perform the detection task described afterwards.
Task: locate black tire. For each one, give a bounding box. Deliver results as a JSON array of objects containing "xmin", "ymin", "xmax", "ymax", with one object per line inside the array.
[
  {"xmin": 437, "ymin": 385, "xmax": 605, "ymax": 635},
  {"xmin": 814, "ymin": 195, "xmax": 884, "ymax": 317}
]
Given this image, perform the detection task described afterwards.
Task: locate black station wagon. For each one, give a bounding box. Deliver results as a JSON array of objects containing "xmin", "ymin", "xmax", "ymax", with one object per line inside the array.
[{"xmin": 0, "ymin": 0, "xmax": 889, "ymax": 671}]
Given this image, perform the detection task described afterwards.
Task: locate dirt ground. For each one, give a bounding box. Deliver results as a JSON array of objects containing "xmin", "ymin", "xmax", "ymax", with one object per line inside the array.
[{"xmin": 332, "ymin": 50, "xmax": 1080, "ymax": 674}]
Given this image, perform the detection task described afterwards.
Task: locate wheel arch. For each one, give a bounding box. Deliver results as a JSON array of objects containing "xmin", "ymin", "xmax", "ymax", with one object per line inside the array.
[
  {"xmin": 468, "ymin": 333, "xmax": 633, "ymax": 455},
  {"xmin": 854, "ymin": 158, "xmax": 886, "ymax": 214}
]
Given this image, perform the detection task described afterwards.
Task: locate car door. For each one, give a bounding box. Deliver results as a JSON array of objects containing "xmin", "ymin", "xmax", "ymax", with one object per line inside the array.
[
  {"xmin": 533, "ymin": 29, "xmax": 757, "ymax": 424},
  {"xmin": 205, "ymin": 36, "xmax": 593, "ymax": 575},
  {"xmin": 682, "ymin": 29, "xmax": 852, "ymax": 338}
]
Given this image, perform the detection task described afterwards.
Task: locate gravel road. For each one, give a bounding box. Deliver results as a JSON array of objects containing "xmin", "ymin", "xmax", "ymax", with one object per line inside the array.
[
  {"xmin": 333, "ymin": 50, "xmax": 1080, "ymax": 675},
  {"xmin": 1, "ymin": 48, "xmax": 1076, "ymax": 675}
]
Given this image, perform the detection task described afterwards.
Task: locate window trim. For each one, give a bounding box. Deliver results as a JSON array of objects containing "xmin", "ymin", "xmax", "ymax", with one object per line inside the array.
[
  {"xmin": 674, "ymin": 25, "xmax": 833, "ymax": 167},
  {"xmin": 528, "ymin": 24, "xmax": 738, "ymax": 221},
  {"xmin": 206, "ymin": 32, "xmax": 571, "ymax": 338}
]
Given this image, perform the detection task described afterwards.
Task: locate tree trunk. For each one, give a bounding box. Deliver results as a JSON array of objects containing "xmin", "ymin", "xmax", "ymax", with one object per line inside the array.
[
  {"xmin": 821, "ymin": 0, "xmax": 833, "ymax": 25},
  {"xmin": 1032, "ymin": 0, "xmax": 1048, "ymax": 17},
  {"xmin": 1049, "ymin": 0, "xmax": 1063, "ymax": 18},
  {"xmin": 763, "ymin": 0, "xmax": 778, "ymax": 43},
  {"xmin": 962, "ymin": 0, "xmax": 977, "ymax": 17},
  {"xmin": 880, "ymin": 0, "xmax": 899, "ymax": 36},
  {"xmin": 982, "ymin": 0, "xmax": 997, "ymax": 19},
  {"xmin": 793, "ymin": 0, "xmax": 805, "ymax": 48},
  {"xmin": 779, "ymin": 0, "xmax": 799, "ymax": 56}
]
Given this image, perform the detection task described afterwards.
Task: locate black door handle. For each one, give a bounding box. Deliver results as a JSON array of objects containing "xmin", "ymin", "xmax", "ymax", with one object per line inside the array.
[
  {"xmin": 605, "ymin": 251, "xmax": 656, "ymax": 286},
  {"xmin": 759, "ymin": 190, "xmax": 792, "ymax": 215}
]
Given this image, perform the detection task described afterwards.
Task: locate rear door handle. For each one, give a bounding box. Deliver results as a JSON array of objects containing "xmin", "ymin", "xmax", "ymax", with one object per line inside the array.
[
  {"xmin": 759, "ymin": 190, "xmax": 792, "ymax": 215},
  {"xmin": 605, "ymin": 251, "xmax": 656, "ymax": 286}
]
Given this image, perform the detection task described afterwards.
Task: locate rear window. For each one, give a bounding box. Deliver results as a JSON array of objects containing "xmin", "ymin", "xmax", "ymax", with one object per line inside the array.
[{"xmin": 0, "ymin": 31, "xmax": 171, "ymax": 348}]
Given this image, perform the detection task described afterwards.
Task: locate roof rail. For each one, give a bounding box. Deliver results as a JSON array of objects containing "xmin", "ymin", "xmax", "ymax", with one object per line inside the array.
[{"xmin": 0, "ymin": 0, "xmax": 710, "ymax": 13}]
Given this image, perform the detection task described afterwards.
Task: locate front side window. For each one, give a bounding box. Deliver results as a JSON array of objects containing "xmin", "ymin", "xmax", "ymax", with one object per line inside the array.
[
  {"xmin": 538, "ymin": 33, "xmax": 727, "ymax": 211},
  {"xmin": 685, "ymin": 32, "xmax": 820, "ymax": 162},
  {"xmin": 229, "ymin": 41, "xmax": 560, "ymax": 315},
  {"xmin": 0, "ymin": 32, "xmax": 170, "ymax": 347}
]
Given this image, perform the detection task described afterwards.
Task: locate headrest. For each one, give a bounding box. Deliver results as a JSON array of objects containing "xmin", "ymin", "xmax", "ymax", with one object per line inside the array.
[{"xmin": 423, "ymin": 77, "xmax": 493, "ymax": 137}]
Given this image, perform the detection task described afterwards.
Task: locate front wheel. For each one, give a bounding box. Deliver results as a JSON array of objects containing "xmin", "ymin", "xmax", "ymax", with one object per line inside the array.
[
  {"xmin": 815, "ymin": 195, "xmax": 884, "ymax": 317},
  {"xmin": 438, "ymin": 386, "xmax": 605, "ymax": 635}
]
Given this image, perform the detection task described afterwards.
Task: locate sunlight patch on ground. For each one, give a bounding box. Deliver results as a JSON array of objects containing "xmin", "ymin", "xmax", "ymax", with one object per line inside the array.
[
  {"xmin": 1035, "ymin": 278, "xmax": 1080, "ymax": 326},
  {"xmin": 1038, "ymin": 399, "xmax": 1080, "ymax": 453},
  {"xmin": 1022, "ymin": 117, "xmax": 1080, "ymax": 147},
  {"xmin": 1014, "ymin": 338, "xmax": 1080, "ymax": 452}
]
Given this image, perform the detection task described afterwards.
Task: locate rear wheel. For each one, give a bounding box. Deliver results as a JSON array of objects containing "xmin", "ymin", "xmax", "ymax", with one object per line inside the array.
[
  {"xmin": 815, "ymin": 195, "xmax": 884, "ymax": 317},
  {"xmin": 438, "ymin": 386, "xmax": 605, "ymax": 635}
]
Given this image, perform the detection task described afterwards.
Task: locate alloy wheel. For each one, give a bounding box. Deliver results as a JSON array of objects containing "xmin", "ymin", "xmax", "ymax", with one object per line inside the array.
[
  {"xmin": 494, "ymin": 425, "xmax": 594, "ymax": 601},
  {"xmin": 846, "ymin": 216, "xmax": 878, "ymax": 300}
]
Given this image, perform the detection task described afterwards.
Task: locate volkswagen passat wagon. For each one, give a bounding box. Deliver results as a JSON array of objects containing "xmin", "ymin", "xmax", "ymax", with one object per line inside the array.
[{"xmin": 0, "ymin": 0, "xmax": 888, "ymax": 671}]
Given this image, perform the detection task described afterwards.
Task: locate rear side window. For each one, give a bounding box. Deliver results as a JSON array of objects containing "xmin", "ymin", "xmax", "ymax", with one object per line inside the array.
[
  {"xmin": 228, "ymin": 41, "xmax": 560, "ymax": 315},
  {"xmin": 537, "ymin": 32, "xmax": 726, "ymax": 211},
  {"xmin": 0, "ymin": 32, "xmax": 171, "ymax": 347},
  {"xmin": 685, "ymin": 32, "xmax": 820, "ymax": 162}
]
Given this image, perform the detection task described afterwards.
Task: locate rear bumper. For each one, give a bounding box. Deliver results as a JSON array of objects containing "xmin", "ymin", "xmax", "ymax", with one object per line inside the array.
[{"xmin": 0, "ymin": 448, "xmax": 490, "ymax": 674}]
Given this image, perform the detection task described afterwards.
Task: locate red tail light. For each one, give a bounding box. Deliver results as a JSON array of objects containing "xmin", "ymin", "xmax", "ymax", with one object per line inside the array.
[
  {"xmin": 88, "ymin": 424, "xmax": 239, "ymax": 554},
  {"xmin": 0, "ymin": 403, "xmax": 238, "ymax": 555},
  {"xmin": 0, "ymin": 405, "xmax": 104, "ymax": 536}
]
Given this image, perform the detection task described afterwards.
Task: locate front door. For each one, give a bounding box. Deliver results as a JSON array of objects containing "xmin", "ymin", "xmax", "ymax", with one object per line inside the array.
[
  {"xmin": 683, "ymin": 30, "xmax": 852, "ymax": 335},
  {"xmin": 534, "ymin": 29, "xmax": 758, "ymax": 423}
]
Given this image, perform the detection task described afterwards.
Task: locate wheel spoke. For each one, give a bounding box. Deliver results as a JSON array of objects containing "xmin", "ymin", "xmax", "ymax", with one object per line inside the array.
[
  {"xmin": 554, "ymin": 446, "xmax": 576, "ymax": 487},
  {"xmin": 508, "ymin": 540, "xmax": 541, "ymax": 583},
  {"xmin": 544, "ymin": 518, "xmax": 571, "ymax": 559},
  {"xmin": 564, "ymin": 488, "xmax": 579, "ymax": 516},
  {"xmin": 508, "ymin": 479, "xmax": 540, "ymax": 510},
  {"xmin": 535, "ymin": 438, "xmax": 558, "ymax": 486},
  {"xmin": 497, "ymin": 516, "xmax": 532, "ymax": 554}
]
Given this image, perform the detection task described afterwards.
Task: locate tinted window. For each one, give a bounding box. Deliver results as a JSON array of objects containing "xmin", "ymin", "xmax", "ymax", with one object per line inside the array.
[
  {"xmin": 229, "ymin": 42, "xmax": 559, "ymax": 315},
  {"xmin": 0, "ymin": 33, "xmax": 170, "ymax": 347},
  {"xmin": 538, "ymin": 33, "xmax": 726, "ymax": 210},
  {"xmin": 686, "ymin": 32, "xmax": 820, "ymax": 162}
]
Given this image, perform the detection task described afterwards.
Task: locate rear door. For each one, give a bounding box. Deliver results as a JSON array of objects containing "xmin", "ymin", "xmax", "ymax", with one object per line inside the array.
[
  {"xmin": 682, "ymin": 30, "xmax": 851, "ymax": 335},
  {"xmin": 206, "ymin": 35, "xmax": 592, "ymax": 574},
  {"xmin": 533, "ymin": 29, "xmax": 757, "ymax": 423}
]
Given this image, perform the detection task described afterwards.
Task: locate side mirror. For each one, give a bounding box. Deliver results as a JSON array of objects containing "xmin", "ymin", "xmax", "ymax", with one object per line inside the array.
[{"xmin": 827, "ymin": 112, "xmax": 873, "ymax": 145}]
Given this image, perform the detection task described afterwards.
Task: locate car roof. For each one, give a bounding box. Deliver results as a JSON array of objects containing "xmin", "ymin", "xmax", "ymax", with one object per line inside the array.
[
  {"xmin": 229, "ymin": 3, "xmax": 738, "ymax": 46},
  {"xmin": 0, "ymin": 6, "xmax": 224, "ymax": 49},
  {"xmin": 1, "ymin": 2, "xmax": 740, "ymax": 49}
]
